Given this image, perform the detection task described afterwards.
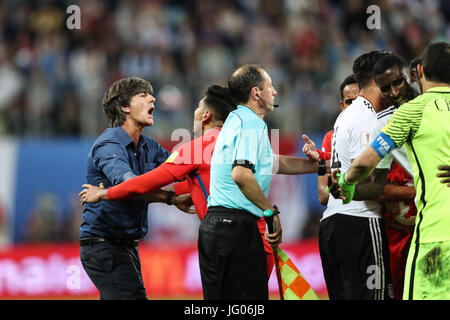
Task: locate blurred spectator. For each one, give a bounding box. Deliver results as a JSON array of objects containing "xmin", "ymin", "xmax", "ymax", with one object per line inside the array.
[
  {"xmin": 0, "ymin": 0, "xmax": 448, "ymax": 243},
  {"xmin": 0, "ymin": 0, "xmax": 446, "ymax": 138},
  {"xmin": 26, "ymin": 193, "xmax": 63, "ymax": 243}
]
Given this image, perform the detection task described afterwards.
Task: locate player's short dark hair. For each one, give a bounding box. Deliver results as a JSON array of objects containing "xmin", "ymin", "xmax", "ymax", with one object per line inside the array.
[
  {"xmin": 409, "ymin": 56, "xmax": 422, "ymax": 70},
  {"xmin": 203, "ymin": 85, "xmax": 237, "ymax": 123},
  {"xmin": 372, "ymin": 54, "xmax": 409, "ymax": 78},
  {"xmin": 420, "ymin": 41, "xmax": 450, "ymax": 83},
  {"xmin": 228, "ymin": 64, "xmax": 265, "ymax": 105},
  {"xmin": 102, "ymin": 77, "xmax": 153, "ymax": 127},
  {"xmin": 352, "ymin": 50, "xmax": 393, "ymax": 88},
  {"xmin": 339, "ymin": 74, "xmax": 358, "ymax": 100}
]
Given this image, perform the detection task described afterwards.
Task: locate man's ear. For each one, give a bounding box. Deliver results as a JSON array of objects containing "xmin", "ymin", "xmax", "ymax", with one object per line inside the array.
[
  {"xmin": 121, "ymin": 106, "xmax": 131, "ymax": 115},
  {"xmin": 251, "ymin": 87, "xmax": 260, "ymax": 101},
  {"xmin": 417, "ymin": 64, "xmax": 424, "ymax": 79},
  {"xmin": 202, "ymin": 109, "xmax": 212, "ymax": 123}
]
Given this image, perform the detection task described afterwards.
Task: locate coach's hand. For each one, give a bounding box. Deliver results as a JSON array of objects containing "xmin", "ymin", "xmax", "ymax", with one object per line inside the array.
[
  {"xmin": 265, "ymin": 215, "xmax": 282, "ymax": 249},
  {"xmin": 172, "ymin": 194, "xmax": 196, "ymax": 215},
  {"xmin": 80, "ymin": 183, "xmax": 108, "ymax": 205}
]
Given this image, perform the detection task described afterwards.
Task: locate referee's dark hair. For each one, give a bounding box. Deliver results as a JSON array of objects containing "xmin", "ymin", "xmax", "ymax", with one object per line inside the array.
[
  {"xmin": 352, "ymin": 50, "xmax": 393, "ymax": 89},
  {"xmin": 102, "ymin": 77, "xmax": 153, "ymax": 127},
  {"xmin": 228, "ymin": 64, "xmax": 265, "ymax": 105},
  {"xmin": 339, "ymin": 74, "xmax": 358, "ymax": 101},
  {"xmin": 420, "ymin": 41, "xmax": 450, "ymax": 84},
  {"xmin": 372, "ymin": 54, "xmax": 409, "ymax": 78},
  {"xmin": 204, "ymin": 85, "xmax": 237, "ymax": 123}
]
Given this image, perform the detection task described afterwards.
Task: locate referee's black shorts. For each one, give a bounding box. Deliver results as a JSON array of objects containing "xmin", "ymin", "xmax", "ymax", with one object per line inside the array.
[
  {"xmin": 319, "ymin": 214, "xmax": 394, "ymax": 300},
  {"xmin": 198, "ymin": 206, "xmax": 268, "ymax": 300}
]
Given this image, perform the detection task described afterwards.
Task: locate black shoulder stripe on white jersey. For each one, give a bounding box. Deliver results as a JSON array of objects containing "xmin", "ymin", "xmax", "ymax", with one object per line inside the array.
[{"xmin": 377, "ymin": 106, "xmax": 396, "ymax": 119}]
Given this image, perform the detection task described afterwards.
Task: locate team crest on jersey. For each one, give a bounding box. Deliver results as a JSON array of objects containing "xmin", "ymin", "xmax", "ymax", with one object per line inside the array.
[
  {"xmin": 165, "ymin": 151, "xmax": 179, "ymax": 163},
  {"xmin": 360, "ymin": 132, "xmax": 371, "ymax": 147}
]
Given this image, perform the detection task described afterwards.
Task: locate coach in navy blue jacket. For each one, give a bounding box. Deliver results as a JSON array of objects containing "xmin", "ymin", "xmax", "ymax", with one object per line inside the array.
[{"xmin": 79, "ymin": 77, "xmax": 186, "ymax": 299}]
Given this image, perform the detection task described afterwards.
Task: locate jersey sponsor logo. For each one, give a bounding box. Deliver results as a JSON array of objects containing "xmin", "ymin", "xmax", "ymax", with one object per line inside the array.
[{"xmin": 165, "ymin": 151, "xmax": 179, "ymax": 163}]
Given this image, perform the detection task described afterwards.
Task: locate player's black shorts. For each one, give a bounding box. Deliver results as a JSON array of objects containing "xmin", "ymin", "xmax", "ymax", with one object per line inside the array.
[
  {"xmin": 198, "ymin": 206, "xmax": 268, "ymax": 300},
  {"xmin": 319, "ymin": 214, "xmax": 394, "ymax": 300}
]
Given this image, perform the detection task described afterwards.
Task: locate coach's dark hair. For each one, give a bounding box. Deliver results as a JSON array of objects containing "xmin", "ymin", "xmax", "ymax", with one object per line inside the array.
[
  {"xmin": 203, "ymin": 85, "xmax": 237, "ymax": 123},
  {"xmin": 352, "ymin": 50, "xmax": 393, "ymax": 89},
  {"xmin": 372, "ymin": 54, "xmax": 409, "ymax": 78},
  {"xmin": 420, "ymin": 41, "xmax": 450, "ymax": 84},
  {"xmin": 228, "ymin": 64, "xmax": 265, "ymax": 105},
  {"xmin": 102, "ymin": 77, "xmax": 153, "ymax": 127},
  {"xmin": 339, "ymin": 74, "xmax": 358, "ymax": 101}
]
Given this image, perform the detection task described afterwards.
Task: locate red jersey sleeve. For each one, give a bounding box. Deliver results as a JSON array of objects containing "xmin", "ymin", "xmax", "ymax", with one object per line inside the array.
[
  {"xmin": 163, "ymin": 140, "xmax": 200, "ymax": 180},
  {"xmin": 174, "ymin": 180, "xmax": 190, "ymax": 195},
  {"xmin": 107, "ymin": 139, "xmax": 201, "ymax": 200},
  {"xmin": 107, "ymin": 164, "xmax": 175, "ymax": 200}
]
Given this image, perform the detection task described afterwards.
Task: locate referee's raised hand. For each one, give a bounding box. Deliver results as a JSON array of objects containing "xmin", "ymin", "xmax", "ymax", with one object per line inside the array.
[{"xmin": 302, "ymin": 134, "xmax": 320, "ymax": 161}]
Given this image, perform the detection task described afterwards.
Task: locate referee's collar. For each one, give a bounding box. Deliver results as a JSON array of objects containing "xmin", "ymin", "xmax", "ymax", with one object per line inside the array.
[{"xmin": 237, "ymin": 104, "xmax": 259, "ymax": 116}]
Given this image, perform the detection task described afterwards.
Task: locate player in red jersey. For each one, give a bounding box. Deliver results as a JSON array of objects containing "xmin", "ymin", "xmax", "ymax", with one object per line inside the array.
[{"xmin": 80, "ymin": 85, "xmax": 278, "ymax": 279}]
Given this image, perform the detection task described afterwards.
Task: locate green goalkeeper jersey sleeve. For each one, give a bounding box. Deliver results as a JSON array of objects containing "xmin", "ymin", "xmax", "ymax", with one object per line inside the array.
[{"xmin": 382, "ymin": 87, "xmax": 450, "ymax": 243}]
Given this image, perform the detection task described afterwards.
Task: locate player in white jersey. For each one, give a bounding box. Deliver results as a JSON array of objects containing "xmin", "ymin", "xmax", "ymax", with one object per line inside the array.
[
  {"xmin": 318, "ymin": 50, "xmax": 394, "ymax": 300},
  {"xmin": 362, "ymin": 54, "xmax": 419, "ymax": 299}
]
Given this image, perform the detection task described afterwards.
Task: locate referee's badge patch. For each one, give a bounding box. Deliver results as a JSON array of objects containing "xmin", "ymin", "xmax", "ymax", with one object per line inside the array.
[
  {"xmin": 165, "ymin": 151, "xmax": 179, "ymax": 163},
  {"xmin": 360, "ymin": 132, "xmax": 371, "ymax": 147}
]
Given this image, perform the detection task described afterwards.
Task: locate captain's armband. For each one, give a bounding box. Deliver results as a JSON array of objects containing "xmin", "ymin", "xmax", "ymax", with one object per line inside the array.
[{"xmin": 370, "ymin": 132, "xmax": 397, "ymax": 159}]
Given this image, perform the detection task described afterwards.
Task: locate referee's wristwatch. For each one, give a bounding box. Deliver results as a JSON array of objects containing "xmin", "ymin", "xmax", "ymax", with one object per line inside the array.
[
  {"xmin": 263, "ymin": 205, "xmax": 280, "ymax": 218},
  {"xmin": 318, "ymin": 159, "xmax": 327, "ymax": 176}
]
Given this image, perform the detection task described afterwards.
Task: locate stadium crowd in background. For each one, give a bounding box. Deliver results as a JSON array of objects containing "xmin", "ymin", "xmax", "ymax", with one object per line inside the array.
[
  {"xmin": 0, "ymin": 0, "xmax": 448, "ymax": 138},
  {"xmin": 0, "ymin": 1, "xmax": 448, "ymax": 246}
]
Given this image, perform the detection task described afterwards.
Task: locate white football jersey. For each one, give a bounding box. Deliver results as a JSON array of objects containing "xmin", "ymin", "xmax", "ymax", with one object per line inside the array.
[
  {"xmin": 370, "ymin": 105, "xmax": 413, "ymax": 176},
  {"xmin": 322, "ymin": 96, "xmax": 382, "ymax": 221}
]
